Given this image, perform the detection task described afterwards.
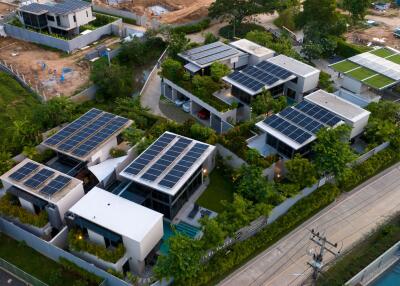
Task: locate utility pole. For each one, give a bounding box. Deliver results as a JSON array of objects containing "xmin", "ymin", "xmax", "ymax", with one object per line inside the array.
[{"xmin": 307, "ymin": 229, "xmax": 341, "ymax": 284}]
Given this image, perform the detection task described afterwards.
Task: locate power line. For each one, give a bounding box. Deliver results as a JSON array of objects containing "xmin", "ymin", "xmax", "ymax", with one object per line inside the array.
[{"xmin": 307, "ymin": 229, "xmax": 341, "ymax": 285}]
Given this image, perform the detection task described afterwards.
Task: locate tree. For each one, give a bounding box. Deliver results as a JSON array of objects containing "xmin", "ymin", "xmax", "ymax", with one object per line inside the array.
[
  {"xmin": 34, "ymin": 97, "xmax": 76, "ymax": 129},
  {"xmin": 285, "ymin": 154, "xmax": 317, "ymax": 188},
  {"xmin": 312, "ymin": 125, "xmax": 356, "ymax": 178},
  {"xmin": 203, "ymin": 32, "xmax": 219, "ymax": 44},
  {"xmin": 367, "ymin": 101, "xmax": 400, "ymax": 123},
  {"xmin": 189, "ymin": 123, "xmax": 216, "ymax": 142},
  {"xmin": 251, "ymin": 90, "xmax": 287, "ymax": 115},
  {"xmin": 154, "ymin": 233, "xmax": 204, "ymax": 284},
  {"xmin": 122, "ymin": 125, "xmax": 144, "ymax": 146},
  {"xmin": 167, "ymin": 32, "xmax": 190, "ymax": 58},
  {"xmin": 210, "ymin": 62, "xmax": 230, "ymax": 82},
  {"xmin": 0, "ymin": 151, "xmax": 14, "ymax": 176},
  {"xmin": 90, "ymin": 60, "xmax": 132, "ymax": 101},
  {"xmin": 199, "ymin": 216, "xmax": 227, "ymax": 250},
  {"xmin": 236, "ymin": 165, "xmax": 276, "ymax": 203},
  {"xmin": 159, "ymin": 58, "xmax": 184, "ymax": 82},
  {"xmin": 343, "ymin": 0, "xmax": 371, "ymax": 22}
]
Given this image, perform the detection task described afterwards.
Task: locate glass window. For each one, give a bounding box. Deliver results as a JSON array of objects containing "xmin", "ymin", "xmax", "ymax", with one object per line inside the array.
[{"xmin": 47, "ymin": 15, "xmax": 55, "ymax": 21}]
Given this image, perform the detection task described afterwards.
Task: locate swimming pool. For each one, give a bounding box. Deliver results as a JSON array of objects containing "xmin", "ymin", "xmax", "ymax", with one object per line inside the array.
[
  {"xmin": 371, "ymin": 260, "xmax": 400, "ymax": 286},
  {"xmin": 159, "ymin": 221, "xmax": 200, "ymax": 255}
]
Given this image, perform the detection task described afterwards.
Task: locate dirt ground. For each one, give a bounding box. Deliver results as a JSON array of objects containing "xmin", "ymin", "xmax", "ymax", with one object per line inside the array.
[
  {"xmin": 94, "ymin": 0, "xmax": 213, "ymax": 24},
  {"xmin": 345, "ymin": 8, "xmax": 400, "ymax": 49},
  {"xmin": 0, "ymin": 2, "xmax": 17, "ymax": 17},
  {"xmin": 0, "ymin": 36, "xmax": 119, "ymax": 98}
]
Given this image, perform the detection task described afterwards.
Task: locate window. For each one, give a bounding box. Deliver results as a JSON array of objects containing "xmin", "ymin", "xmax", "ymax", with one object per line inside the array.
[
  {"xmin": 47, "ymin": 15, "xmax": 55, "ymax": 22},
  {"xmin": 56, "ymin": 16, "xmax": 61, "ymax": 26},
  {"xmin": 291, "ymin": 77, "xmax": 298, "ymax": 84},
  {"xmin": 86, "ymin": 11, "xmax": 89, "ymax": 17},
  {"xmin": 73, "ymin": 15, "xmax": 76, "ymax": 22}
]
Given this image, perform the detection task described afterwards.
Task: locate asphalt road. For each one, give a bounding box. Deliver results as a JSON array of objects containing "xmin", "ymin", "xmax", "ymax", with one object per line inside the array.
[
  {"xmin": 0, "ymin": 268, "xmax": 26, "ymax": 286},
  {"xmin": 219, "ymin": 163, "xmax": 400, "ymax": 286}
]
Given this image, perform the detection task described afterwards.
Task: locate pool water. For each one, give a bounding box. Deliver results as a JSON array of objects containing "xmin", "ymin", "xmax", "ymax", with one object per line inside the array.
[
  {"xmin": 159, "ymin": 221, "xmax": 200, "ymax": 255},
  {"xmin": 372, "ymin": 261, "xmax": 400, "ymax": 286}
]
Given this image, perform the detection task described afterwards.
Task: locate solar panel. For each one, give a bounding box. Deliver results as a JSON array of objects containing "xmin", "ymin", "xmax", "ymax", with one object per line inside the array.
[
  {"xmin": 242, "ymin": 66, "xmax": 280, "ymax": 86},
  {"xmin": 159, "ymin": 143, "xmax": 208, "ymax": 188},
  {"xmin": 58, "ymin": 112, "xmax": 115, "ymax": 152},
  {"xmin": 72, "ymin": 116, "xmax": 130, "ymax": 157},
  {"xmin": 44, "ymin": 109, "xmax": 102, "ymax": 146},
  {"xmin": 141, "ymin": 137, "xmax": 192, "ymax": 182},
  {"xmin": 124, "ymin": 133, "xmax": 176, "ymax": 175},
  {"xmin": 9, "ymin": 162, "xmax": 40, "ymax": 181},
  {"xmin": 190, "ymin": 45, "xmax": 232, "ymax": 61},
  {"xmin": 256, "ymin": 61, "xmax": 293, "ymax": 79},
  {"xmin": 24, "ymin": 168, "xmax": 55, "ymax": 189},
  {"xmin": 196, "ymin": 49, "xmax": 239, "ymax": 65},
  {"xmin": 295, "ymin": 101, "xmax": 342, "ymax": 126},
  {"xmin": 40, "ymin": 175, "xmax": 71, "ymax": 196},
  {"xmin": 280, "ymin": 108, "xmax": 325, "ymax": 133},
  {"xmin": 228, "ymin": 71, "xmax": 265, "ymax": 92},
  {"xmin": 263, "ymin": 115, "xmax": 313, "ymax": 144},
  {"xmin": 184, "ymin": 41, "xmax": 222, "ymax": 56}
]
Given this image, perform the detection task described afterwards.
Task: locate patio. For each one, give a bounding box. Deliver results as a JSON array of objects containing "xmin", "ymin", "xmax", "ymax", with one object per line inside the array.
[{"xmin": 247, "ymin": 133, "xmax": 277, "ymax": 157}]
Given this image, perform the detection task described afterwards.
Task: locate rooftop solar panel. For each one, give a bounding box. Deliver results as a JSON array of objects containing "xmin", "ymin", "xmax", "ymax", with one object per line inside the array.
[
  {"xmin": 280, "ymin": 108, "xmax": 325, "ymax": 133},
  {"xmin": 184, "ymin": 41, "xmax": 222, "ymax": 56},
  {"xmin": 263, "ymin": 115, "xmax": 313, "ymax": 144},
  {"xmin": 242, "ymin": 66, "xmax": 281, "ymax": 86},
  {"xmin": 295, "ymin": 101, "xmax": 342, "ymax": 127},
  {"xmin": 256, "ymin": 61, "xmax": 293, "ymax": 79},
  {"xmin": 44, "ymin": 109, "xmax": 102, "ymax": 146},
  {"xmin": 9, "ymin": 162, "xmax": 40, "ymax": 181},
  {"xmin": 40, "ymin": 175, "xmax": 71, "ymax": 196},
  {"xmin": 124, "ymin": 133, "xmax": 176, "ymax": 176},
  {"xmin": 24, "ymin": 168, "xmax": 55, "ymax": 189},
  {"xmin": 228, "ymin": 71, "xmax": 265, "ymax": 92},
  {"xmin": 159, "ymin": 143, "xmax": 209, "ymax": 189}
]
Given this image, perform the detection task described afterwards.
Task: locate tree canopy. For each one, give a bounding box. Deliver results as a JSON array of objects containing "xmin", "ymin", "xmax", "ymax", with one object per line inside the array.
[
  {"xmin": 342, "ymin": 0, "xmax": 371, "ymax": 22},
  {"xmin": 285, "ymin": 154, "xmax": 317, "ymax": 188},
  {"xmin": 250, "ymin": 90, "xmax": 287, "ymax": 115}
]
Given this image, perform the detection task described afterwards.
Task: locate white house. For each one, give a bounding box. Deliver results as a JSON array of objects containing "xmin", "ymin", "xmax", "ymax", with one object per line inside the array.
[{"xmin": 67, "ymin": 187, "xmax": 163, "ymax": 274}]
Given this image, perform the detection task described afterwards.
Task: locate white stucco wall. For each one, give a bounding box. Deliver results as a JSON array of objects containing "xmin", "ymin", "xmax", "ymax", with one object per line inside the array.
[{"xmin": 55, "ymin": 183, "xmax": 85, "ymax": 222}]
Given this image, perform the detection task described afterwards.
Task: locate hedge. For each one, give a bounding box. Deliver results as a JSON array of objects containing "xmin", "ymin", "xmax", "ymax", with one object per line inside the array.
[
  {"xmin": 338, "ymin": 147, "xmax": 400, "ymax": 192},
  {"xmin": 335, "ymin": 39, "xmax": 371, "ymax": 58},
  {"xmin": 184, "ymin": 184, "xmax": 341, "ymax": 286},
  {"xmin": 171, "ymin": 19, "xmax": 211, "ymax": 34},
  {"xmin": 59, "ymin": 257, "xmax": 103, "ymax": 285},
  {"xmin": 219, "ymin": 23, "xmax": 265, "ymax": 39}
]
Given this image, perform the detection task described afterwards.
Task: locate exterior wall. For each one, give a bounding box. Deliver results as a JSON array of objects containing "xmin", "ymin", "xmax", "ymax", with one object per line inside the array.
[
  {"xmin": 93, "ymin": 4, "xmax": 147, "ymax": 26},
  {"xmin": 342, "ymin": 75, "xmax": 364, "ymax": 94},
  {"xmin": 283, "ymin": 71, "xmax": 320, "ymax": 101},
  {"xmin": 19, "ymin": 197, "xmax": 35, "ymax": 213},
  {"xmin": 55, "ymin": 184, "xmax": 85, "ymax": 222},
  {"xmin": 4, "ymin": 18, "xmax": 122, "ymax": 53},
  {"xmin": 348, "ymin": 113, "xmax": 370, "ymax": 139},
  {"xmin": 301, "ymin": 71, "xmax": 320, "ymax": 93},
  {"xmin": 89, "ymin": 137, "xmax": 118, "ymax": 165},
  {"xmin": 88, "ymin": 229, "xmax": 106, "ymax": 245}
]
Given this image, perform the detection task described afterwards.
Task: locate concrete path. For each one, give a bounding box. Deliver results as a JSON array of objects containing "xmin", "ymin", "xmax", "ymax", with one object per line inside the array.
[
  {"xmin": 219, "ymin": 163, "xmax": 400, "ymax": 286},
  {"xmin": 140, "ymin": 68, "xmax": 165, "ymax": 117}
]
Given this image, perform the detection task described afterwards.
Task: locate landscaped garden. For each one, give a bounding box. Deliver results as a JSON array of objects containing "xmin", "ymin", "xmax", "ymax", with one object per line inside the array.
[{"xmin": 0, "ymin": 234, "xmax": 102, "ymax": 286}]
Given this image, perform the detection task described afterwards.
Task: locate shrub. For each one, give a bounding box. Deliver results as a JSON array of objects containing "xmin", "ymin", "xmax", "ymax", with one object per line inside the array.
[
  {"xmin": 68, "ymin": 229, "xmax": 126, "ymax": 263},
  {"xmin": 0, "ymin": 194, "xmax": 48, "ymax": 227},
  {"xmin": 109, "ymin": 148, "xmax": 127, "ymax": 158},
  {"xmin": 318, "ymin": 71, "xmax": 335, "ymax": 92},
  {"xmin": 274, "ymin": 7, "xmax": 299, "ymax": 31},
  {"xmin": 335, "ymin": 38, "xmax": 371, "ymax": 58},
  {"xmin": 59, "ymin": 257, "xmax": 103, "ymax": 284},
  {"xmin": 171, "ymin": 19, "xmax": 211, "ymax": 34},
  {"xmin": 219, "ymin": 23, "xmax": 265, "ymax": 39},
  {"xmin": 91, "ymin": 13, "xmax": 117, "ymax": 27}
]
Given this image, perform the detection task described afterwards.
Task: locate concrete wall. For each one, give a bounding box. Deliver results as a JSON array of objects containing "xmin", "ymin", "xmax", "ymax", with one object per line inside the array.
[
  {"xmin": 89, "ymin": 137, "xmax": 118, "ymax": 165},
  {"xmin": 4, "ymin": 18, "xmax": 122, "ymax": 53},
  {"xmin": 56, "ymin": 183, "xmax": 85, "ymax": 223},
  {"xmin": 216, "ymin": 144, "xmax": 247, "ymax": 169},
  {"xmin": 342, "ymin": 75, "xmax": 364, "ymax": 94},
  {"xmin": 0, "ymin": 217, "xmax": 130, "ymax": 286},
  {"xmin": 93, "ymin": 5, "xmax": 147, "ymax": 26}
]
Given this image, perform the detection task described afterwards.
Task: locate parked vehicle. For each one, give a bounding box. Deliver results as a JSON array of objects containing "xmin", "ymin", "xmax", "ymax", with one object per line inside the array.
[
  {"xmin": 197, "ymin": 108, "xmax": 210, "ymax": 120},
  {"xmin": 182, "ymin": 101, "xmax": 191, "ymax": 113},
  {"xmin": 175, "ymin": 98, "xmax": 188, "ymax": 107}
]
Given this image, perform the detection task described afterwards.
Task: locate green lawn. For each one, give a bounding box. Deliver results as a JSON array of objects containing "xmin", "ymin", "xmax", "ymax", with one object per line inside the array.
[
  {"xmin": 0, "ymin": 234, "xmax": 98, "ymax": 286},
  {"xmin": 196, "ymin": 168, "xmax": 235, "ymax": 213},
  {"xmin": 330, "ymin": 60, "xmax": 360, "ymax": 73},
  {"xmin": 346, "ymin": 67, "xmax": 376, "ymax": 81},
  {"xmin": 370, "ymin": 48, "xmax": 395, "ymax": 58},
  {"xmin": 363, "ymin": 74, "xmax": 395, "ymax": 89},
  {"xmin": 386, "ymin": 54, "xmax": 400, "ymax": 64}
]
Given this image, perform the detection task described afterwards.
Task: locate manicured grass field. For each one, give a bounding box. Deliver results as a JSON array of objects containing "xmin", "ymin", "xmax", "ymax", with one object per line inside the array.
[
  {"xmin": 330, "ymin": 60, "xmax": 360, "ymax": 73},
  {"xmin": 196, "ymin": 168, "xmax": 235, "ymax": 213},
  {"xmin": 346, "ymin": 67, "xmax": 376, "ymax": 81},
  {"xmin": 370, "ymin": 48, "xmax": 395, "ymax": 58},
  {"xmin": 0, "ymin": 234, "xmax": 96, "ymax": 286},
  {"xmin": 363, "ymin": 74, "xmax": 395, "ymax": 89},
  {"xmin": 387, "ymin": 54, "xmax": 400, "ymax": 64}
]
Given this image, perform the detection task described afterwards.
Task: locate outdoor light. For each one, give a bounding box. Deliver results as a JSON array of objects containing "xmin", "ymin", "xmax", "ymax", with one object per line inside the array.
[
  {"xmin": 78, "ymin": 235, "xmax": 83, "ymax": 240},
  {"xmin": 202, "ymin": 168, "xmax": 208, "ymax": 175}
]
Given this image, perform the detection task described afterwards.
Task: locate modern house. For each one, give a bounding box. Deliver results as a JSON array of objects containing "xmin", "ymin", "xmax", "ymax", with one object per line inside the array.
[
  {"xmin": 17, "ymin": 0, "xmax": 95, "ymax": 38},
  {"xmin": 161, "ymin": 40, "xmax": 320, "ymax": 133},
  {"xmin": 66, "ymin": 187, "xmax": 163, "ymax": 274},
  {"xmin": 254, "ymin": 89, "xmax": 370, "ymax": 158},
  {"xmin": 330, "ymin": 46, "xmax": 400, "ymax": 106},
  {"xmin": 41, "ymin": 108, "xmax": 131, "ymax": 180},
  {"xmin": 0, "ymin": 159, "xmax": 84, "ymax": 238},
  {"xmin": 119, "ymin": 132, "xmax": 216, "ymax": 220}
]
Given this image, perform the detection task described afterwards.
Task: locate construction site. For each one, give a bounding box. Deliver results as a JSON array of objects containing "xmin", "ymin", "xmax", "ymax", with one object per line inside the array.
[{"xmin": 93, "ymin": 0, "xmax": 213, "ymax": 25}]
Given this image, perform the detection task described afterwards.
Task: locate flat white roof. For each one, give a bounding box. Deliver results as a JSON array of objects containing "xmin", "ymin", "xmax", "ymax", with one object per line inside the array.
[
  {"xmin": 267, "ymin": 54, "xmax": 319, "ymax": 77},
  {"xmin": 229, "ymin": 39, "xmax": 275, "ymax": 58},
  {"xmin": 69, "ymin": 187, "xmax": 163, "ymax": 242},
  {"xmin": 0, "ymin": 158, "xmax": 82, "ymax": 203},
  {"xmin": 305, "ymin": 90, "xmax": 371, "ymax": 122},
  {"xmin": 120, "ymin": 132, "xmax": 215, "ymax": 196}
]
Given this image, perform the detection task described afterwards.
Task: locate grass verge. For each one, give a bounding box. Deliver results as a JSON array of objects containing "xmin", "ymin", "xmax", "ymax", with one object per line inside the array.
[{"xmin": 330, "ymin": 60, "xmax": 360, "ymax": 73}]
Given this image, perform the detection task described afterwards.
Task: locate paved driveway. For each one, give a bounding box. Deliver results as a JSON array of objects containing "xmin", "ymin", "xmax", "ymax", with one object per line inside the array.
[
  {"xmin": 0, "ymin": 268, "xmax": 26, "ymax": 286},
  {"xmin": 219, "ymin": 163, "xmax": 400, "ymax": 286}
]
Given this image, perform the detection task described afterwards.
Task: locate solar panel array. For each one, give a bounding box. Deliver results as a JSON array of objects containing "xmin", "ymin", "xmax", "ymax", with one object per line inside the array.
[
  {"xmin": 180, "ymin": 42, "xmax": 241, "ymax": 66},
  {"xmin": 9, "ymin": 162, "xmax": 39, "ymax": 181},
  {"xmin": 227, "ymin": 60, "xmax": 294, "ymax": 93},
  {"xmin": 123, "ymin": 133, "xmax": 211, "ymax": 190},
  {"xmin": 24, "ymin": 168, "xmax": 55, "ymax": 189},
  {"xmin": 43, "ymin": 109, "xmax": 130, "ymax": 159},
  {"xmin": 40, "ymin": 175, "xmax": 72, "ymax": 196},
  {"xmin": 263, "ymin": 100, "xmax": 342, "ymax": 145}
]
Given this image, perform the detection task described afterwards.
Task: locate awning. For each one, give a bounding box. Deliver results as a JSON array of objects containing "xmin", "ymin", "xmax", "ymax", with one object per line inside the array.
[{"xmin": 184, "ymin": 62, "xmax": 202, "ymax": 73}]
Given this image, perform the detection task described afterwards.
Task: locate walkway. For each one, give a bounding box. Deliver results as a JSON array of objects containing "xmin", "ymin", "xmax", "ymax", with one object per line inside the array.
[
  {"xmin": 140, "ymin": 68, "xmax": 165, "ymax": 117},
  {"xmin": 0, "ymin": 268, "xmax": 26, "ymax": 286},
  {"xmin": 219, "ymin": 163, "xmax": 400, "ymax": 286}
]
